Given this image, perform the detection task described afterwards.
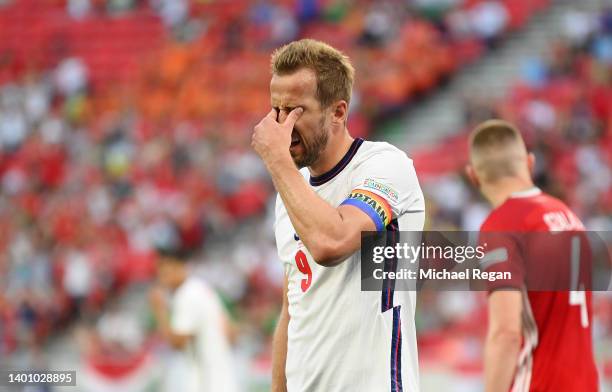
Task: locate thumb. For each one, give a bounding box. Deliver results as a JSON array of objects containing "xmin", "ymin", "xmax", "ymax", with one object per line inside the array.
[{"xmin": 283, "ymin": 107, "xmax": 303, "ymax": 129}]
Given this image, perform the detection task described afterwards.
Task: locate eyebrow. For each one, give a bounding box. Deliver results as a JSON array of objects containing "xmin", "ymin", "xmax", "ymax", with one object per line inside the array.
[{"xmin": 272, "ymin": 104, "xmax": 303, "ymax": 111}]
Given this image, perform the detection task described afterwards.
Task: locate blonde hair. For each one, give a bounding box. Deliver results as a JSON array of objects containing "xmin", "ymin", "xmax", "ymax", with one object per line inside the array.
[
  {"xmin": 469, "ymin": 120, "xmax": 528, "ymax": 183},
  {"xmin": 271, "ymin": 39, "xmax": 355, "ymax": 108}
]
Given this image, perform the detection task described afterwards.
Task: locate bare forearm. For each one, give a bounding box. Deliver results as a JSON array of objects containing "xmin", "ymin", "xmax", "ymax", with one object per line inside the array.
[
  {"xmin": 153, "ymin": 309, "xmax": 190, "ymax": 349},
  {"xmin": 153, "ymin": 308, "xmax": 172, "ymax": 338},
  {"xmin": 271, "ymin": 308, "xmax": 289, "ymax": 392},
  {"xmin": 267, "ymin": 159, "xmax": 345, "ymax": 253},
  {"xmin": 484, "ymin": 332, "xmax": 521, "ymax": 392}
]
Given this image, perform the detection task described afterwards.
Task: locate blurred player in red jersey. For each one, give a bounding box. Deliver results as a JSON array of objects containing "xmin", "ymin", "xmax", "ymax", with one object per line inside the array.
[{"xmin": 466, "ymin": 120, "xmax": 599, "ymax": 392}]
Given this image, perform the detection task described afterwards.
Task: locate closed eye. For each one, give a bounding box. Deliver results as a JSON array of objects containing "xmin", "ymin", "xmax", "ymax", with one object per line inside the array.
[{"xmin": 272, "ymin": 106, "xmax": 302, "ymax": 121}]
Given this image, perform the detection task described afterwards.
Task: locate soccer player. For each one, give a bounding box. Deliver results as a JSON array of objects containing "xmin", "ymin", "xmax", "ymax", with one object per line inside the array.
[
  {"xmin": 466, "ymin": 120, "xmax": 599, "ymax": 391},
  {"xmin": 251, "ymin": 39, "xmax": 425, "ymax": 392},
  {"xmin": 149, "ymin": 246, "xmax": 238, "ymax": 392}
]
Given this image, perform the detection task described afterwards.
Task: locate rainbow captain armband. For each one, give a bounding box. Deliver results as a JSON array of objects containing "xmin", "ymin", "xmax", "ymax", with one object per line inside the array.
[{"xmin": 340, "ymin": 189, "xmax": 392, "ymax": 231}]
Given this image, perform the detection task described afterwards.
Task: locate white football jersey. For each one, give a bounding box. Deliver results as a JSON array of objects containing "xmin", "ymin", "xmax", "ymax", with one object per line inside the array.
[
  {"xmin": 167, "ymin": 277, "xmax": 238, "ymax": 392},
  {"xmin": 274, "ymin": 139, "xmax": 425, "ymax": 392}
]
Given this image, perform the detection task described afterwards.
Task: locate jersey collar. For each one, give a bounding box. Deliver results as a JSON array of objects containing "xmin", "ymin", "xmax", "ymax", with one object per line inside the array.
[
  {"xmin": 509, "ymin": 187, "xmax": 541, "ymax": 198},
  {"xmin": 309, "ymin": 138, "xmax": 364, "ymax": 186}
]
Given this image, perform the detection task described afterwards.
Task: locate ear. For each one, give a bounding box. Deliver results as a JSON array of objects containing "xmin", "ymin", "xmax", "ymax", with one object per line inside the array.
[
  {"xmin": 331, "ymin": 100, "xmax": 348, "ymax": 125},
  {"xmin": 465, "ymin": 164, "xmax": 480, "ymax": 189},
  {"xmin": 527, "ymin": 152, "xmax": 536, "ymax": 176}
]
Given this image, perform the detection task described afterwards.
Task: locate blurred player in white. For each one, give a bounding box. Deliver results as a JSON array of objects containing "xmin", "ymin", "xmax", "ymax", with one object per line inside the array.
[
  {"xmin": 252, "ymin": 39, "xmax": 425, "ymax": 392},
  {"xmin": 149, "ymin": 246, "xmax": 238, "ymax": 392}
]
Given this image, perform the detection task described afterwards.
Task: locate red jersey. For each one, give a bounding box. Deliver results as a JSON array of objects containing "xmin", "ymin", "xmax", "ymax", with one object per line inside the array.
[{"xmin": 479, "ymin": 187, "xmax": 599, "ymax": 392}]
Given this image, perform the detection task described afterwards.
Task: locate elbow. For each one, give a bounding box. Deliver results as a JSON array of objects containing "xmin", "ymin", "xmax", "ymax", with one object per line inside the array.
[
  {"xmin": 169, "ymin": 335, "xmax": 191, "ymax": 350},
  {"xmin": 308, "ymin": 237, "xmax": 346, "ymax": 267},
  {"xmin": 169, "ymin": 340, "xmax": 187, "ymax": 350},
  {"xmin": 309, "ymin": 246, "xmax": 339, "ymax": 267},
  {"xmin": 488, "ymin": 328, "xmax": 521, "ymax": 348}
]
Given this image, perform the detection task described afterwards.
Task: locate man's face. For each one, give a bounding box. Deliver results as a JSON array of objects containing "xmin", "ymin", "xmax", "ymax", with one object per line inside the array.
[
  {"xmin": 156, "ymin": 257, "xmax": 183, "ymax": 289},
  {"xmin": 270, "ymin": 68, "xmax": 329, "ymax": 168}
]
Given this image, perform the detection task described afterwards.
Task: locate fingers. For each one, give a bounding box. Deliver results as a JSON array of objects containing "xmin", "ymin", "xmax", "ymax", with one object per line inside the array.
[
  {"xmin": 283, "ymin": 107, "xmax": 303, "ymax": 128},
  {"xmin": 266, "ymin": 108, "xmax": 278, "ymax": 121},
  {"xmin": 255, "ymin": 109, "xmax": 279, "ymax": 130}
]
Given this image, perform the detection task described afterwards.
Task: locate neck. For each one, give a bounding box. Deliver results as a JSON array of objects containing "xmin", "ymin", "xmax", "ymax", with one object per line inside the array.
[
  {"xmin": 308, "ymin": 130, "xmax": 354, "ymax": 177},
  {"xmin": 171, "ymin": 270, "xmax": 188, "ymax": 291},
  {"xmin": 481, "ymin": 177, "xmax": 535, "ymax": 208}
]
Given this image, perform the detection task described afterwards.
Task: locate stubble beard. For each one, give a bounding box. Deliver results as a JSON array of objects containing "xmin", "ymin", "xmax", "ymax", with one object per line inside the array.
[{"xmin": 291, "ymin": 116, "xmax": 329, "ymax": 169}]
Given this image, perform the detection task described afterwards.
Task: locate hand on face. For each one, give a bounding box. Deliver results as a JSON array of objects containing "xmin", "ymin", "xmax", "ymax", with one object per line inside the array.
[{"xmin": 252, "ymin": 107, "xmax": 303, "ymax": 167}]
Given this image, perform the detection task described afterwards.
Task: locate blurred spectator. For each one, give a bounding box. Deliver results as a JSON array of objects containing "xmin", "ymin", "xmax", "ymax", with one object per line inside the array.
[
  {"xmin": 151, "ymin": 0, "xmax": 188, "ymax": 28},
  {"xmin": 68, "ymin": 0, "xmax": 92, "ymax": 20},
  {"xmin": 469, "ymin": 0, "xmax": 508, "ymax": 46},
  {"xmin": 62, "ymin": 249, "xmax": 94, "ymax": 314},
  {"xmin": 54, "ymin": 58, "xmax": 88, "ymax": 98},
  {"xmin": 560, "ymin": 9, "xmax": 595, "ymax": 46}
]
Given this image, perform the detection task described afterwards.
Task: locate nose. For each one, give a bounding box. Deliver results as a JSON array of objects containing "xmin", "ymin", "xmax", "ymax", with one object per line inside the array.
[{"xmin": 278, "ymin": 110, "xmax": 289, "ymax": 123}]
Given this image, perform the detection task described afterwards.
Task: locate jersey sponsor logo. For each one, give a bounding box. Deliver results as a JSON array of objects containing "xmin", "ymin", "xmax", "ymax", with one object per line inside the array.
[
  {"xmin": 361, "ymin": 178, "xmax": 399, "ymax": 202},
  {"xmin": 344, "ymin": 189, "xmax": 392, "ymax": 230}
]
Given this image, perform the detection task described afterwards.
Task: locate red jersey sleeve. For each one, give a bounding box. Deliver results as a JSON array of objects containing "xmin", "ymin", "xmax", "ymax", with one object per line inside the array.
[{"xmin": 479, "ymin": 231, "xmax": 525, "ymax": 292}]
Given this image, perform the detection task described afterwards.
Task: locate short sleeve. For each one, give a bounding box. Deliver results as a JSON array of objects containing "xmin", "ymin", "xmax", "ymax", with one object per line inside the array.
[
  {"xmin": 478, "ymin": 231, "xmax": 525, "ymax": 292},
  {"xmin": 340, "ymin": 149, "xmax": 424, "ymax": 231},
  {"xmin": 171, "ymin": 284, "xmax": 201, "ymax": 335}
]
